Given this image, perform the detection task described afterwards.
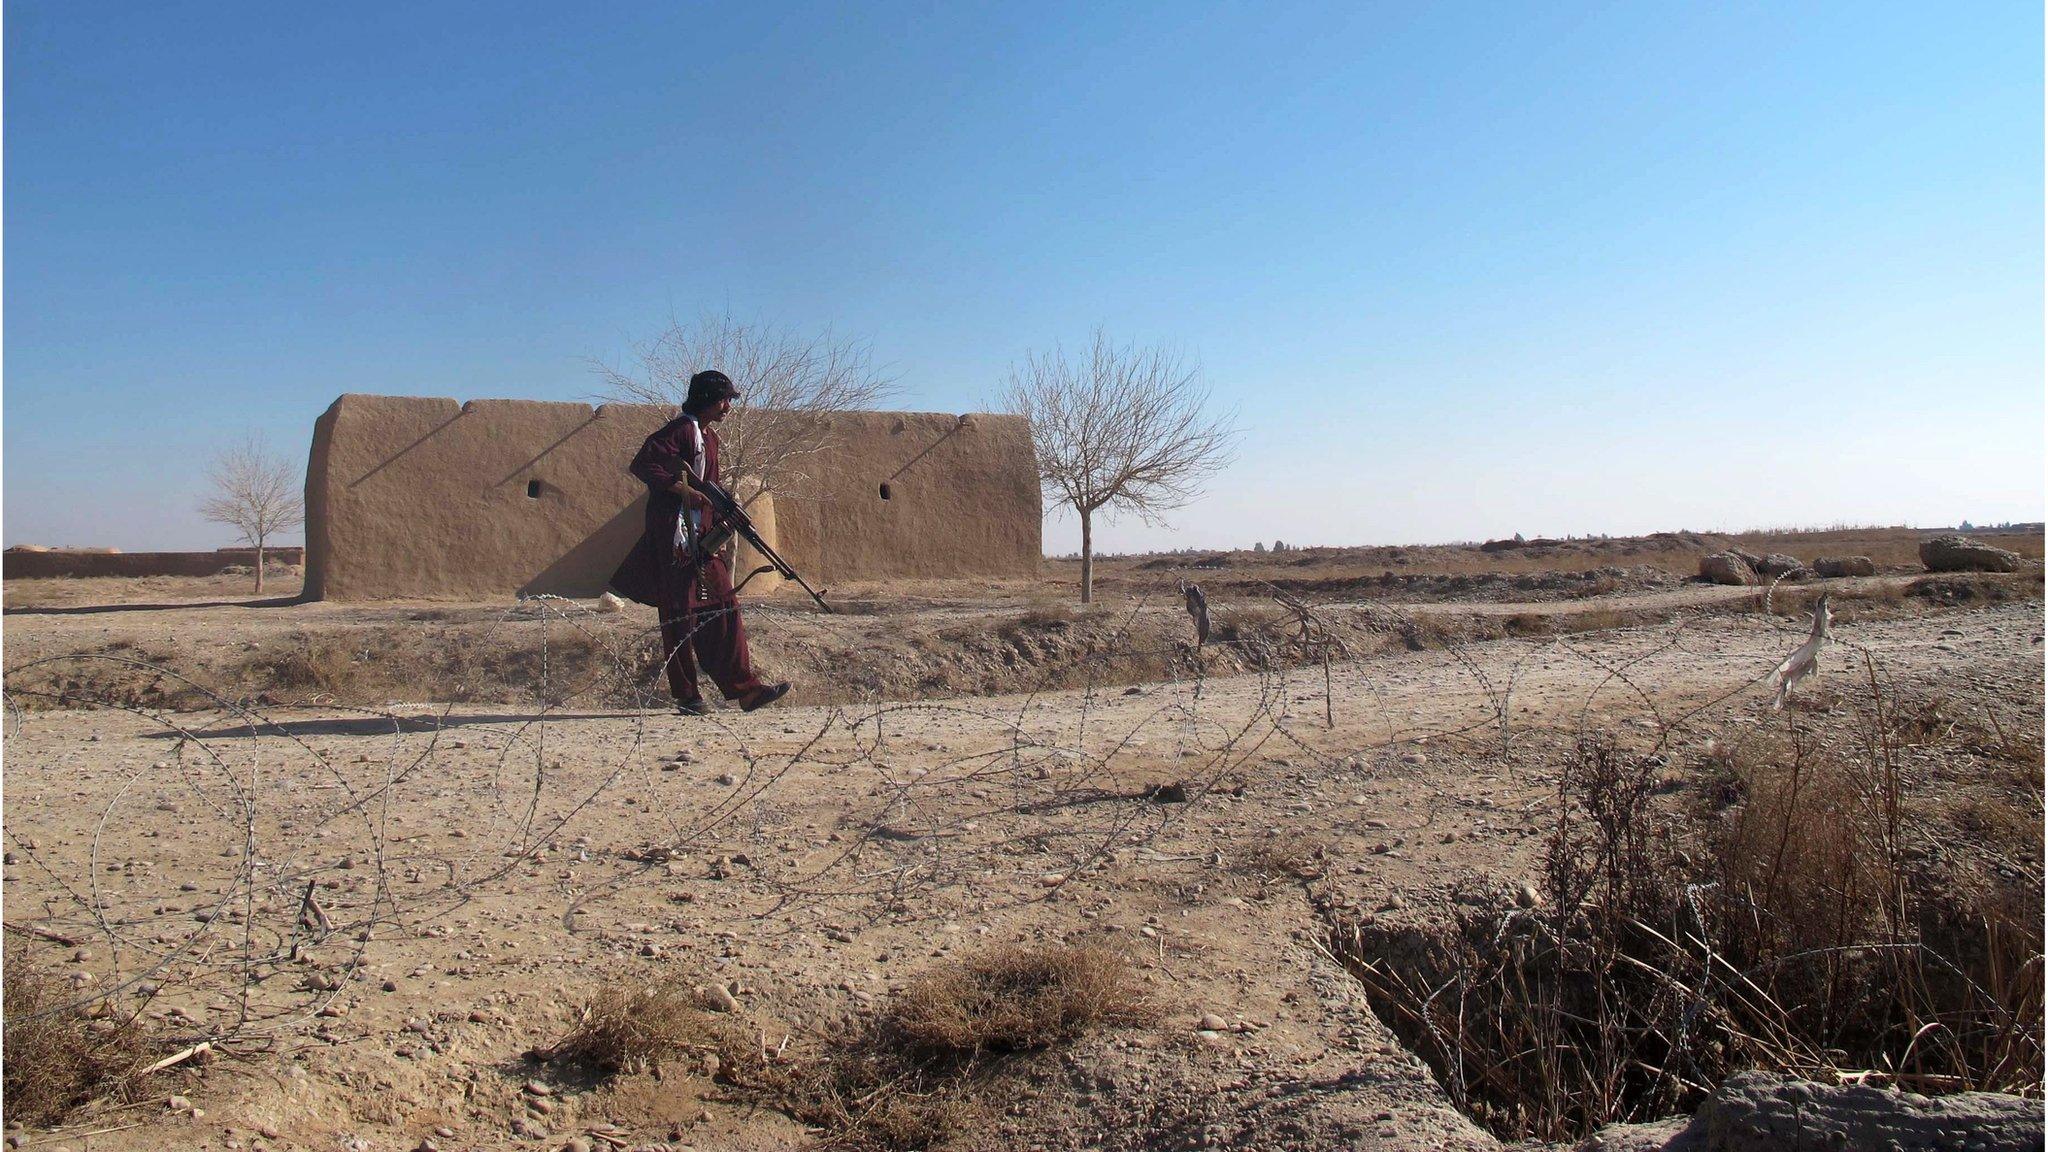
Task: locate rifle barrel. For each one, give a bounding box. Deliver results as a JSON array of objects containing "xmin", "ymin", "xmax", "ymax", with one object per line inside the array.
[{"xmin": 687, "ymin": 476, "xmax": 831, "ymax": 612}]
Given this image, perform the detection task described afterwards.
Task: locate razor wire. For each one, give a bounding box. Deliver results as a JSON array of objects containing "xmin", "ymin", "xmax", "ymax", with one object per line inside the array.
[{"xmin": 0, "ymin": 578, "xmax": 2036, "ymax": 1055}]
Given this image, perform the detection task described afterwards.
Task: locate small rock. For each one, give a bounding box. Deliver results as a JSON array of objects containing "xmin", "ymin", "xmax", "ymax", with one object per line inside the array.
[
  {"xmin": 1514, "ymin": 882, "xmax": 1543, "ymax": 908},
  {"xmin": 523, "ymin": 1079, "xmax": 553, "ymax": 1096},
  {"xmin": 509, "ymin": 1117, "xmax": 546, "ymax": 1139},
  {"xmin": 715, "ymin": 772, "xmax": 737, "ymax": 786},
  {"xmin": 564, "ymin": 1138, "xmax": 594, "ymax": 1152},
  {"xmin": 433, "ymin": 1126, "xmax": 455, "ymax": 1139},
  {"xmin": 1196, "ymin": 1013, "xmax": 1229, "ymax": 1031},
  {"xmin": 414, "ymin": 1139, "xmax": 439, "ymax": 1152},
  {"xmin": 700, "ymin": 983, "xmax": 741, "ymax": 1013}
]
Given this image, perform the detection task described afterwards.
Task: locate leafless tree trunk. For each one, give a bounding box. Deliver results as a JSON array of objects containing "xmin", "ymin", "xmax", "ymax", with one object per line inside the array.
[
  {"xmin": 1081, "ymin": 510, "xmax": 1094, "ymax": 603},
  {"xmin": 199, "ymin": 433, "xmax": 305, "ymax": 594},
  {"xmin": 1001, "ymin": 330, "xmax": 1240, "ymax": 603},
  {"xmin": 594, "ymin": 313, "xmax": 894, "ymax": 502}
]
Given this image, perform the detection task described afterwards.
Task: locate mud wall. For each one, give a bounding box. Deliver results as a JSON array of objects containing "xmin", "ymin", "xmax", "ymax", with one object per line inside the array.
[
  {"xmin": 304, "ymin": 395, "xmax": 1039, "ymax": 601},
  {"xmin": 4, "ymin": 548, "xmax": 304, "ymax": 579}
]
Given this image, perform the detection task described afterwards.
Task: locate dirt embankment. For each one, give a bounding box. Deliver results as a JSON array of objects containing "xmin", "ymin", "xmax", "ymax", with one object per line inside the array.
[
  {"xmin": 1067, "ymin": 524, "xmax": 2046, "ymax": 597},
  {"xmin": 6, "ymin": 568, "xmax": 2037, "ymax": 716}
]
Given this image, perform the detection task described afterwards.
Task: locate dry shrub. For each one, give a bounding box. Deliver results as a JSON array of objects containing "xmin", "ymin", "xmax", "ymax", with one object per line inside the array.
[
  {"xmin": 243, "ymin": 633, "xmax": 364, "ymax": 695},
  {"xmin": 1336, "ymin": 721, "xmax": 2045, "ymax": 1145},
  {"xmin": 238, "ymin": 626, "xmax": 615, "ymax": 707},
  {"xmin": 538, "ymin": 976, "xmax": 756, "ymax": 1076},
  {"xmin": 770, "ymin": 945, "xmax": 1151, "ymax": 1149},
  {"xmin": 1388, "ymin": 613, "xmax": 1469, "ymax": 652},
  {"xmin": 1908, "ymin": 572, "xmax": 2044, "ymax": 606},
  {"xmin": 1555, "ymin": 607, "xmax": 1642, "ymax": 634},
  {"xmin": 1007, "ymin": 600, "xmax": 1078, "ymax": 632},
  {"xmin": 1571, "ymin": 573, "xmax": 1624, "ymax": 598},
  {"xmin": 1715, "ymin": 732, "xmax": 1889, "ymax": 962},
  {"xmin": 1764, "ymin": 581, "xmax": 1910, "ymax": 625},
  {"xmin": 3, "ymin": 946, "xmax": 152, "ymax": 1125},
  {"xmin": 1207, "ymin": 603, "xmax": 1283, "ymax": 649}
]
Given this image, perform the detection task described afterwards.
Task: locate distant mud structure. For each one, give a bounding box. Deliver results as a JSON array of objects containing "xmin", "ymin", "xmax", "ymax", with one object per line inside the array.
[
  {"xmin": 304, "ymin": 394, "xmax": 1040, "ymax": 600},
  {"xmin": 3, "ymin": 546, "xmax": 304, "ymax": 579}
]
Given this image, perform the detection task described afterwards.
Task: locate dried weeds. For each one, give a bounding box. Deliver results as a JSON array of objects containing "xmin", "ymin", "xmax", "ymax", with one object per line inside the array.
[{"xmin": 3, "ymin": 944, "xmax": 154, "ymax": 1126}]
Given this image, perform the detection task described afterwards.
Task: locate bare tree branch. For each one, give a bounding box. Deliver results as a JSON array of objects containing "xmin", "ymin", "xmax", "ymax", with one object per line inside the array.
[
  {"xmin": 1001, "ymin": 330, "xmax": 1239, "ymax": 602},
  {"xmin": 593, "ymin": 313, "xmax": 896, "ymax": 501},
  {"xmin": 198, "ymin": 432, "xmax": 304, "ymax": 594}
]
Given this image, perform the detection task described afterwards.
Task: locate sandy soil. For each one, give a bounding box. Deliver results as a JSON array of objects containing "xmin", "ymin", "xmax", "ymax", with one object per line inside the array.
[{"xmin": 2, "ymin": 559, "xmax": 2040, "ymax": 1150}]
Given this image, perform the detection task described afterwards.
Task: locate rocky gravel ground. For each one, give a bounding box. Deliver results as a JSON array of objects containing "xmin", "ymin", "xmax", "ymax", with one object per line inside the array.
[{"xmin": 2, "ymin": 583, "xmax": 2039, "ymax": 1151}]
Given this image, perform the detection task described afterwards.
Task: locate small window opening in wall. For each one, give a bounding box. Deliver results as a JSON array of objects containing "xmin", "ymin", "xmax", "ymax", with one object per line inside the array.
[
  {"xmin": 879, "ymin": 482, "xmax": 892, "ymax": 501},
  {"xmin": 527, "ymin": 480, "xmax": 543, "ymax": 499}
]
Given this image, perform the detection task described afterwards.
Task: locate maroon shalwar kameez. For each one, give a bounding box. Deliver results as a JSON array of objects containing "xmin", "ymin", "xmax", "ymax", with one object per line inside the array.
[{"xmin": 609, "ymin": 414, "xmax": 767, "ymax": 705}]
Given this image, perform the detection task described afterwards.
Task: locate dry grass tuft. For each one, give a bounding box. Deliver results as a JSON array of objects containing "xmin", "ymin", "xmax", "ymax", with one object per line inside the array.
[
  {"xmin": 3, "ymin": 946, "xmax": 153, "ymax": 1126},
  {"xmin": 1007, "ymin": 600, "xmax": 1079, "ymax": 631},
  {"xmin": 884, "ymin": 944, "xmax": 1152, "ymax": 1059},
  {"xmin": 1243, "ymin": 833, "xmax": 1330, "ymax": 880},
  {"xmin": 538, "ymin": 976, "xmax": 757, "ymax": 1077},
  {"xmin": 767, "ymin": 944, "xmax": 1152, "ymax": 1149}
]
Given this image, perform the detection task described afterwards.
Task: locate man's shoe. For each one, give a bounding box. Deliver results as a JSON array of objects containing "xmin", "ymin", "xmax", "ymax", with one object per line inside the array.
[
  {"xmin": 675, "ymin": 698, "xmax": 711, "ymax": 716},
  {"xmin": 740, "ymin": 683, "xmax": 790, "ymax": 712}
]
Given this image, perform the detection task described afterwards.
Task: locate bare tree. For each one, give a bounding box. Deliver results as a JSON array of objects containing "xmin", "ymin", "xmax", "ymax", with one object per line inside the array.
[
  {"xmin": 595, "ymin": 314, "xmax": 894, "ymax": 502},
  {"xmin": 199, "ymin": 432, "xmax": 304, "ymax": 594},
  {"xmin": 1002, "ymin": 331, "xmax": 1240, "ymax": 603}
]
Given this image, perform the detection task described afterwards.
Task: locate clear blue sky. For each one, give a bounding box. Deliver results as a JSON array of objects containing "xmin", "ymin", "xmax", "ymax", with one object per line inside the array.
[{"xmin": 6, "ymin": 2, "xmax": 2041, "ymax": 555}]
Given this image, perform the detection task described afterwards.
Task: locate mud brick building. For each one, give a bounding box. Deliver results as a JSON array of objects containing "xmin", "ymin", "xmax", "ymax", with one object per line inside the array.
[{"xmin": 303, "ymin": 395, "xmax": 1040, "ymax": 601}]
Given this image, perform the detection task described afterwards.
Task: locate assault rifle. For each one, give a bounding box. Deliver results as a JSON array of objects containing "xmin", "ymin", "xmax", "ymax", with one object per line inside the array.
[{"xmin": 686, "ymin": 475, "xmax": 833, "ymax": 613}]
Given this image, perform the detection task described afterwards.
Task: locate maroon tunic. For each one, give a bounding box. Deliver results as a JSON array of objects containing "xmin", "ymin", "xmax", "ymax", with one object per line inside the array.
[{"xmin": 609, "ymin": 414, "xmax": 764, "ymax": 703}]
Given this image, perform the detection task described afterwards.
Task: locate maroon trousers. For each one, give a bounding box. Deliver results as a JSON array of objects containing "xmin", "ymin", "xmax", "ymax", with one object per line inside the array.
[{"xmin": 657, "ymin": 554, "xmax": 764, "ymax": 703}]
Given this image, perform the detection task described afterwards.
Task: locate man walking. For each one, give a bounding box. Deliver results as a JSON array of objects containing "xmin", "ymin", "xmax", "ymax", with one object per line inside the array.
[{"xmin": 610, "ymin": 370, "xmax": 790, "ymax": 715}]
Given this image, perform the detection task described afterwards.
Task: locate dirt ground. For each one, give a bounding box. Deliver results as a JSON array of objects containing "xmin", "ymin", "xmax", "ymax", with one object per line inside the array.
[{"xmin": 2, "ymin": 528, "xmax": 2042, "ymax": 1151}]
